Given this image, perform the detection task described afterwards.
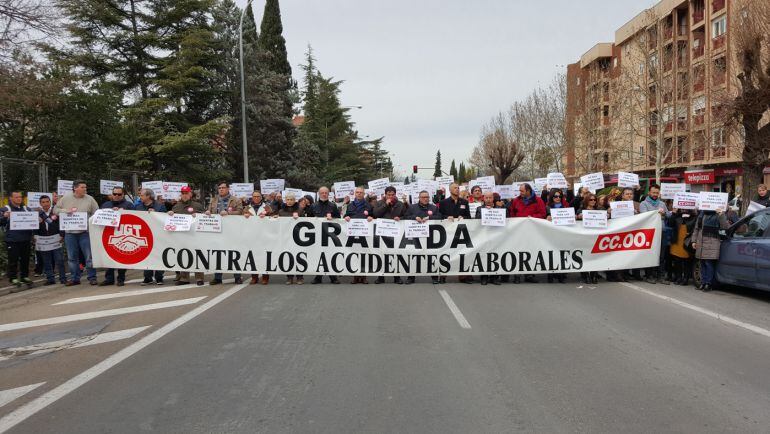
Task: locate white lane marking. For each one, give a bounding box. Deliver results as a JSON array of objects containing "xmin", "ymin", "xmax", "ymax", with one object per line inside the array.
[
  {"xmin": 0, "ymin": 384, "xmax": 45, "ymax": 409},
  {"xmin": 0, "ymin": 326, "xmax": 151, "ymax": 361},
  {"xmin": 54, "ymin": 282, "xmax": 208, "ymax": 305},
  {"xmin": 0, "ymin": 284, "xmax": 247, "ymax": 433},
  {"xmin": 0, "ymin": 298, "xmax": 206, "ymax": 333},
  {"xmin": 620, "ymin": 282, "xmax": 770, "ymax": 339},
  {"xmin": 438, "ymin": 289, "xmax": 472, "ymax": 329}
]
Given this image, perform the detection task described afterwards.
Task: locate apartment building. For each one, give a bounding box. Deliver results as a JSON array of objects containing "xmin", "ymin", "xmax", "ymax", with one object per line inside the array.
[{"xmin": 565, "ymin": 0, "xmax": 751, "ymax": 196}]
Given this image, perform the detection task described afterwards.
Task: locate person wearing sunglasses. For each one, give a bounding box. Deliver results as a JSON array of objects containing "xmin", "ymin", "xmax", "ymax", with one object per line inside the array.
[
  {"xmin": 545, "ymin": 189, "xmax": 569, "ymax": 284},
  {"xmin": 576, "ymin": 193, "xmax": 601, "ymax": 284},
  {"xmin": 98, "ymin": 186, "xmax": 135, "ymax": 287}
]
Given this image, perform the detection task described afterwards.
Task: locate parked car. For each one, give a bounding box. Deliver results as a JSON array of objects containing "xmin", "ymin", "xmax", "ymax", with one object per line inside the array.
[{"xmin": 694, "ymin": 207, "xmax": 770, "ymax": 290}]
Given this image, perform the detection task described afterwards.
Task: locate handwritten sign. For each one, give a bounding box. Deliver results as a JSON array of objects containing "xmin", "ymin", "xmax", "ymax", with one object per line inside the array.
[
  {"xmin": 375, "ymin": 219, "xmax": 401, "ymax": 238},
  {"xmin": 195, "ymin": 214, "xmax": 222, "ymax": 233},
  {"xmin": 90, "ymin": 209, "xmax": 120, "ymax": 227},
  {"xmin": 141, "ymin": 181, "xmax": 164, "ymax": 196},
  {"xmin": 495, "ymin": 185, "xmax": 515, "ymax": 200},
  {"xmin": 698, "ymin": 192, "xmax": 728, "ymax": 211},
  {"xmin": 346, "ymin": 219, "xmax": 371, "ymax": 237},
  {"xmin": 546, "ymin": 173, "xmax": 568, "ymax": 189},
  {"xmin": 582, "ymin": 210, "xmax": 608, "ymax": 229},
  {"xmin": 480, "ymin": 208, "xmax": 506, "ymax": 227},
  {"xmin": 534, "ymin": 178, "xmax": 548, "ymax": 192},
  {"xmin": 164, "ymin": 214, "xmax": 194, "ymax": 232},
  {"xmin": 27, "ymin": 192, "xmax": 53, "ymax": 209},
  {"xmin": 617, "ymin": 172, "xmax": 639, "ymax": 188},
  {"xmin": 660, "ymin": 183, "xmax": 687, "ymax": 200},
  {"xmin": 10, "ymin": 211, "xmax": 39, "ymax": 230},
  {"xmin": 57, "ymin": 180, "xmax": 73, "ymax": 197},
  {"xmin": 34, "ymin": 234, "xmax": 61, "ymax": 252},
  {"xmin": 468, "ymin": 202, "xmax": 481, "ymax": 218},
  {"xmin": 435, "ymin": 175, "xmax": 454, "ymax": 190},
  {"xmin": 417, "ymin": 179, "xmax": 440, "ymax": 194},
  {"xmin": 162, "ymin": 182, "xmax": 188, "ymax": 200},
  {"xmin": 333, "ymin": 181, "xmax": 356, "ymax": 198},
  {"xmin": 60, "ymin": 212, "xmax": 88, "ymax": 231},
  {"xmin": 282, "ymin": 188, "xmax": 303, "ymax": 199},
  {"xmin": 259, "ymin": 179, "xmax": 285, "ymax": 195},
  {"xmin": 550, "ymin": 207, "xmax": 576, "ymax": 226},
  {"xmin": 100, "ymin": 180, "xmax": 124, "ymax": 195},
  {"xmin": 581, "ymin": 172, "xmax": 605, "ymax": 191},
  {"xmin": 610, "ymin": 201, "xmax": 636, "ymax": 218},
  {"xmin": 673, "ymin": 192, "xmax": 699, "ymax": 210},
  {"xmin": 404, "ymin": 220, "xmax": 429, "ymax": 238},
  {"xmin": 470, "ymin": 176, "xmax": 495, "ymax": 193},
  {"xmin": 230, "ymin": 183, "xmax": 254, "ymax": 198}
]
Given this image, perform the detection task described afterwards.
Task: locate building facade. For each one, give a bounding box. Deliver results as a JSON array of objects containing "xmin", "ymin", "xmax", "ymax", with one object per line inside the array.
[{"xmin": 565, "ymin": 0, "xmax": 752, "ymax": 197}]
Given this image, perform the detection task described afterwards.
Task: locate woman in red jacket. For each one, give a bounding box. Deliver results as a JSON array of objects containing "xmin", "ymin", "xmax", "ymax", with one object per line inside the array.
[{"xmin": 508, "ymin": 183, "xmax": 547, "ymax": 283}]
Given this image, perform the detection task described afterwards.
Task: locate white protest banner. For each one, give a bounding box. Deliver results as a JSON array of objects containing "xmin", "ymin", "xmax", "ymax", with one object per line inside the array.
[
  {"xmin": 346, "ymin": 219, "xmax": 371, "ymax": 237},
  {"xmin": 10, "ymin": 211, "xmax": 39, "ymax": 230},
  {"xmin": 34, "ymin": 234, "xmax": 61, "ymax": 252},
  {"xmin": 582, "ymin": 210, "xmax": 608, "ymax": 229},
  {"xmin": 162, "ymin": 182, "xmax": 188, "ymax": 200},
  {"xmin": 698, "ymin": 192, "xmax": 728, "ymax": 211},
  {"xmin": 164, "ymin": 214, "xmax": 194, "ymax": 232},
  {"xmin": 617, "ymin": 172, "xmax": 640, "ymax": 188},
  {"xmin": 100, "ymin": 180, "xmax": 124, "ymax": 195},
  {"xmin": 660, "ymin": 183, "xmax": 686, "ymax": 200},
  {"xmin": 495, "ymin": 185, "xmax": 515, "ymax": 200},
  {"xmin": 91, "ymin": 211, "xmax": 663, "ymax": 276},
  {"xmin": 404, "ymin": 220, "xmax": 429, "ymax": 238},
  {"xmin": 473, "ymin": 176, "xmax": 496, "ymax": 193},
  {"xmin": 230, "ymin": 183, "xmax": 254, "ymax": 198},
  {"xmin": 468, "ymin": 202, "xmax": 481, "ymax": 218},
  {"xmin": 375, "ymin": 219, "xmax": 401, "ymax": 238},
  {"xmin": 27, "ymin": 192, "xmax": 52, "ymax": 209},
  {"xmin": 90, "ymin": 209, "xmax": 120, "ymax": 227},
  {"xmin": 60, "ymin": 212, "xmax": 88, "ymax": 231},
  {"xmin": 581, "ymin": 172, "xmax": 605, "ymax": 192},
  {"xmin": 368, "ymin": 178, "xmax": 390, "ymax": 196},
  {"xmin": 747, "ymin": 201, "xmax": 766, "ymax": 215},
  {"xmin": 547, "ymin": 172, "xmax": 568, "ymax": 189},
  {"xmin": 333, "ymin": 181, "xmax": 356, "ymax": 198},
  {"xmin": 534, "ymin": 178, "xmax": 548, "ymax": 192},
  {"xmin": 480, "ymin": 208, "xmax": 506, "ymax": 227},
  {"xmin": 435, "ymin": 175, "xmax": 454, "ymax": 190},
  {"xmin": 141, "ymin": 181, "xmax": 164, "ymax": 196},
  {"xmin": 260, "ymin": 179, "xmax": 285, "ymax": 195},
  {"xmin": 610, "ymin": 201, "xmax": 636, "ymax": 219},
  {"xmin": 57, "ymin": 180, "xmax": 73, "ymax": 197},
  {"xmin": 551, "ymin": 207, "xmax": 576, "ymax": 226},
  {"xmin": 195, "ymin": 214, "xmax": 222, "ymax": 233},
  {"xmin": 673, "ymin": 192, "xmax": 699, "ymax": 210}
]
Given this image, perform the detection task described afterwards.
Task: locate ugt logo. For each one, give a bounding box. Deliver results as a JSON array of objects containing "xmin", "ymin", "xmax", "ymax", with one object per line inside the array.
[{"xmin": 102, "ymin": 214, "xmax": 153, "ymax": 264}]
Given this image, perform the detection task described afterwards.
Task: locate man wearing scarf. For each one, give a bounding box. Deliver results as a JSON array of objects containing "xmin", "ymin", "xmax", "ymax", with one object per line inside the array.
[
  {"xmin": 639, "ymin": 184, "xmax": 672, "ymax": 284},
  {"xmin": 344, "ymin": 187, "xmax": 373, "ymax": 283}
]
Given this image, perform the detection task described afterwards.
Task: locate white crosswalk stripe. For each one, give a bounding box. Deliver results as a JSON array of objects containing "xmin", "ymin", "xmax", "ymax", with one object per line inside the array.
[
  {"xmin": 53, "ymin": 282, "xmax": 210, "ymax": 305},
  {"xmin": 0, "ymin": 326, "xmax": 151, "ymax": 361},
  {"xmin": 0, "ymin": 384, "xmax": 45, "ymax": 409}
]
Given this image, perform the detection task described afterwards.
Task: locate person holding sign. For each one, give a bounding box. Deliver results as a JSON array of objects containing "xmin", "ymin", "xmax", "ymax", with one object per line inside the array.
[
  {"xmin": 373, "ymin": 186, "xmax": 406, "ymax": 285},
  {"xmin": 438, "ymin": 183, "xmax": 472, "ymax": 284},
  {"xmin": 54, "ymin": 180, "xmax": 99, "ymax": 286},
  {"xmin": 474, "ymin": 192, "xmax": 502, "ymax": 286},
  {"xmin": 692, "ymin": 208, "xmax": 729, "ymax": 292},
  {"xmin": 0, "ymin": 191, "xmax": 39, "ymax": 288},
  {"xmin": 668, "ymin": 209, "xmax": 696, "ymax": 286},
  {"xmin": 639, "ymin": 185, "xmax": 672, "ymax": 285},
  {"xmin": 169, "ymin": 186, "xmax": 205, "ymax": 286},
  {"xmin": 135, "ymin": 189, "xmax": 167, "ymax": 286},
  {"xmin": 344, "ymin": 187, "xmax": 373, "ymax": 284},
  {"xmin": 755, "ymin": 184, "xmax": 770, "ymax": 208},
  {"xmin": 404, "ymin": 190, "xmax": 443, "ymax": 285},
  {"xmin": 576, "ymin": 193, "xmax": 601, "ymax": 285},
  {"xmin": 545, "ymin": 189, "xmax": 569, "ymax": 284},
  {"xmin": 36, "ymin": 195, "xmax": 66, "ymax": 285},
  {"xmin": 98, "ymin": 186, "xmax": 135, "ymax": 287},
  {"xmin": 609, "ymin": 187, "xmax": 642, "ymax": 282},
  {"xmin": 308, "ymin": 187, "xmax": 341, "ymax": 285},
  {"xmin": 207, "ymin": 182, "xmax": 244, "ymax": 285},
  {"xmin": 508, "ymin": 183, "xmax": 546, "ymax": 284},
  {"xmin": 277, "ymin": 193, "xmax": 307, "ymax": 284}
]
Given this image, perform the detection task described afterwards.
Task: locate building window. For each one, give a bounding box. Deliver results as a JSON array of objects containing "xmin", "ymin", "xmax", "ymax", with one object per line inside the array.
[
  {"xmin": 577, "ymin": 77, "xmax": 581, "ymax": 86},
  {"xmin": 712, "ymin": 56, "xmax": 727, "ymax": 85},
  {"xmin": 712, "ymin": 127, "xmax": 726, "ymax": 157},
  {"xmin": 712, "ymin": 16, "xmax": 727, "ymax": 37},
  {"xmin": 638, "ymin": 63, "xmax": 644, "ymax": 74},
  {"xmin": 613, "ymin": 58, "xmax": 618, "ymax": 68}
]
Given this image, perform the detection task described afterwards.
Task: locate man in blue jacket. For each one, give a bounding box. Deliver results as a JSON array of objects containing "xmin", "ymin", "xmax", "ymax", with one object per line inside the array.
[
  {"xmin": 99, "ymin": 186, "xmax": 135, "ymax": 286},
  {"xmin": 0, "ymin": 191, "xmax": 38, "ymax": 289},
  {"xmin": 135, "ymin": 188, "xmax": 166, "ymax": 285}
]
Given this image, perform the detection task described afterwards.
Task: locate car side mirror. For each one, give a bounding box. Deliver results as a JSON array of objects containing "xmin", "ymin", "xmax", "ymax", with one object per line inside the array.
[{"xmin": 719, "ymin": 229, "xmax": 728, "ymax": 240}]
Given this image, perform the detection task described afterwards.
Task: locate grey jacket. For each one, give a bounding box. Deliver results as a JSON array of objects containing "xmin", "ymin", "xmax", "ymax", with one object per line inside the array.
[{"xmin": 693, "ymin": 212, "xmax": 729, "ymax": 260}]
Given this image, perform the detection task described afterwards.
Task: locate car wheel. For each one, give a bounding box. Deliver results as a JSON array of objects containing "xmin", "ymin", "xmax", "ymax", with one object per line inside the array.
[{"xmin": 692, "ymin": 261, "xmax": 702, "ymax": 288}]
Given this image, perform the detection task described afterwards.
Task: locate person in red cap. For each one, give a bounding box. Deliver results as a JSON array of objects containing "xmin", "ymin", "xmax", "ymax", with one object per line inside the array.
[
  {"xmin": 206, "ymin": 181, "xmax": 244, "ymax": 285},
  {"xmin": 169, "ymin": 186, "xmax": 205, "ymax": 285}
]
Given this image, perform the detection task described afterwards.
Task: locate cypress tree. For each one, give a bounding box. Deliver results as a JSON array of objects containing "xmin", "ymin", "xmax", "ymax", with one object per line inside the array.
[
  {"xmin": 449, "ymin": 159, "xmax": 458, "ymax": 180},
  {"xmin": 433, "ymin": 150, "xmax": 442, "ymax": 178}
]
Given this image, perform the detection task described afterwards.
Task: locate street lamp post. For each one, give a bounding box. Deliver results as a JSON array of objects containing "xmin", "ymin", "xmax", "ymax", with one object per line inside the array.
[{"xmin": 239, "ymin": 0, "xmax": 256, "ymax": 183}]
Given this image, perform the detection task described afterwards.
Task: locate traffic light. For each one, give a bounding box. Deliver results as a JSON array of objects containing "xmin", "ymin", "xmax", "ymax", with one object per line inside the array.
[{"xmin": 412, "ymin": 165, "xmax": 418, "ymax": 174}]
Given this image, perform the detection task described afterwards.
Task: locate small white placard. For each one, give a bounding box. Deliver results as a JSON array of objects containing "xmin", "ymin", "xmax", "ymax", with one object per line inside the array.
[
  {"xmin": 581, "ymin": 172, "xmax": 605, "ymax": 191},
  {"xmin": 34, "ymin": 234, "xmax": 61, "ymax": 252},
  {"xmin": 90, "ymin": 209, "xmax": 120, "ymax": 227},
  {"xmin": 260, "ymin": 179, "xmax": 285, "ymax": 195},
  {"xmin": 375, "ymin": 219, "xmax": 400, "ymax": 238},
  {"xmin": 495, "ymin": 185, "xmax": 515, "ymax": 200},
  {"xmin": 27, "ymin": 192, "xmax": 53, "ymax": 209},
  {"xmin": 509, "ymin": 183, "xmax": 523, "ymax": 199},
  {"xmin": 162, "ymin": 182, "xmax": 188, "ymax": 200},
  {"xmin": 747, "ymin": 201, "xmax": 766, "ymax": 215},
  {"xmin": 282, "ymin": 188, "xmax": 303, "ymax": 198},
  {"xmin": 60, "ymin": 212, "xmax": 88, "ymax": 231},
  {"xmin": 141, "ymin": 181, "xmax": 164, "ymax": 196},
  {"xmin": 582, "ymin": 210, "xmax": 608, "ymax": 229},
  {"xmin": 480, "ymin": 208, "xmax": 506, "ymax": 227},
  {"xmin": 435, "ymin": 175, "xmax": 454, "ymax": 190},
  {"xmin": 617, "ymin": 172, "xmax": 639, "ymax": 188},
  {"xmin": 546, "ymin": 173, "xmax": 568, "ymax": 189},
  {"xmin": 195, "ymin": 214, "xmax": 222, "ymax": 233},
  {"xmin": 470, "ymin": 176, "xmax": 495, "ymax": 193},
  {"xmin": 10, "ymin": 211, "xmax": 39, "ymax": 230},
  {"xmin": 698, "ymin": 192, "xmax": 728, "ymax": 211},
  {"xmin": 346, "ymin": 219, "xmax": 372, "ymax": 237},
  {"xmin": 660, "ymin": 183, "xmax": 687, "ymax": 200},
  {"xmin": 404, "ymin": 220, "xmax": 429, "ymax": 238},
  {"xmin": 332, "ymin": 181, "xmax": 356, "ymax": 198},
  {"xmin": 673, "ymin": 192, "xmax": 700, "ymax": 210},
  {"xmin": 551, "ymin": 207, "xmax": 576, "ymax": 226},
  {"xmin": 534, "ymin": 178, "xmax": 548, "ymax": 192},
  {"xmin": 57, "ymin": 180, "xmax": 73, "ymax": 197},
  {"xmin": 230, "ymin": 183, "xmax": 254, "ymax": 198},
  {"xmin": 610, "ymin": 201, "xmax": 636, "ymax": 218},
  {"xmin": 164, "ymin": 214, "xmax": 194, "ymax": 232},
  {"xmin": 100, "ymin": 180, "xmax": 124, "ymax": 195},
  {"xmin": 368, "ymin": 178, "xmax": 390, "ymax": 196},
  {"xmin": 468, "ymin": 202, "xmax": 481, "ymax": 217}
]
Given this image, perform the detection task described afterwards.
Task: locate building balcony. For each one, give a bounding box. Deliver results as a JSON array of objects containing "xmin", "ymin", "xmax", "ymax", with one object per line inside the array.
[
  {"xmin": 664, "ymin": 61, "xmax": 673, "ymax": 72},
  {"xmin": 712, "ymin": 73, "xmax": 726, "ymax": 86},
  {"xmin": 602, "ymin": 117, "xmax": 610, "ymax": 126},
  {"xmin": 712, "ymin": 0, "xmax": 725, "ymax": 13},
  {"xmin": 677, "ymin": 119, "xmax": 688, "ymax": 130},
  {"xmin": 693, "ymin": 113, "xmax": 705, "ymax": 126},
  {"xmin": 665, "ymin": 122, "xmax": 674, "ymax": 133},
  {"xmin": 694, "ymin": 81, "xmax": 705, "ymax": 92},
  {"xmin": 678, "ymin": 25, "xmax": 688, "ymax": 37},
  {"xmin": 649, "ymin": 98, "xmax": 657, "ymax": 108},
  {"xmin": 649, "ymin": 126, "xmax": 658, "ymax": 135},
  {"xmin": 664, "ymin": 27, "xmax": 674, "ymax": 40},
  {"xmin": 713, "ymin": 34, "xmax": 726, "ymax": 50},
  {"xmin": 693, "ymin": 10, "xmax": 704, "ymax": 24},
  {"xmin": 693, "ymin": 45, "xmax": 704, "ymax": 58}
]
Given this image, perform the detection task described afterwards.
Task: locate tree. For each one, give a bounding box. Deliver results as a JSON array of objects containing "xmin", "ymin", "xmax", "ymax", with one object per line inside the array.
[
  {"xmin": 433, "ymin": 150, "xmax": 442, "ymax": 178},
  {"xmin": 458, "ymin": 162, "xmax": 467, "ymax": 183},
  {"xmin": 471, "ymin": 112, "xmax": 526, "ymax": 184},
  {"xmin": 0, "ymin": 0, "xmax": 59, "ymax": 61},
  {"xmin": 449, "ymin": 159, "xmax": 458, "ymax": 180},
  {"xmin": 257, "ymin": 0, "xmax": 292, "ymax": 78},
  {"xmin": 404, "ymin": 176, "xmax": 410, "ymax": 185}
]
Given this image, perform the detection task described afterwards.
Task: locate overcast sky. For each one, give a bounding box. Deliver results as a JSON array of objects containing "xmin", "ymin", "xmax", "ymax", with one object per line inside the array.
[{"xmin": 238, "ymin": 0, "xmax": 654, "ymax": 179}]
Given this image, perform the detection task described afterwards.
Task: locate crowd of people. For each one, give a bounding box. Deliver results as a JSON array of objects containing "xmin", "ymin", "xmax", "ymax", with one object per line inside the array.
[{"xmin": 1, "ymin": 178, "xmax": 764, "ymax": 292}]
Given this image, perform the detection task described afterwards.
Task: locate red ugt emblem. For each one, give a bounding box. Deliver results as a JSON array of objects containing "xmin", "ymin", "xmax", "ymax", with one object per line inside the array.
[{"xmin": 102, "ymin": 214, "xmax": 153, "ymax": 264}]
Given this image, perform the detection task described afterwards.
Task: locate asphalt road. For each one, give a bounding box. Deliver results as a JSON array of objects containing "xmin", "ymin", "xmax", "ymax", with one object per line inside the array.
[{"xmin": 2, "ymin": 275, "xmax": 770, "ymax": 433}]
